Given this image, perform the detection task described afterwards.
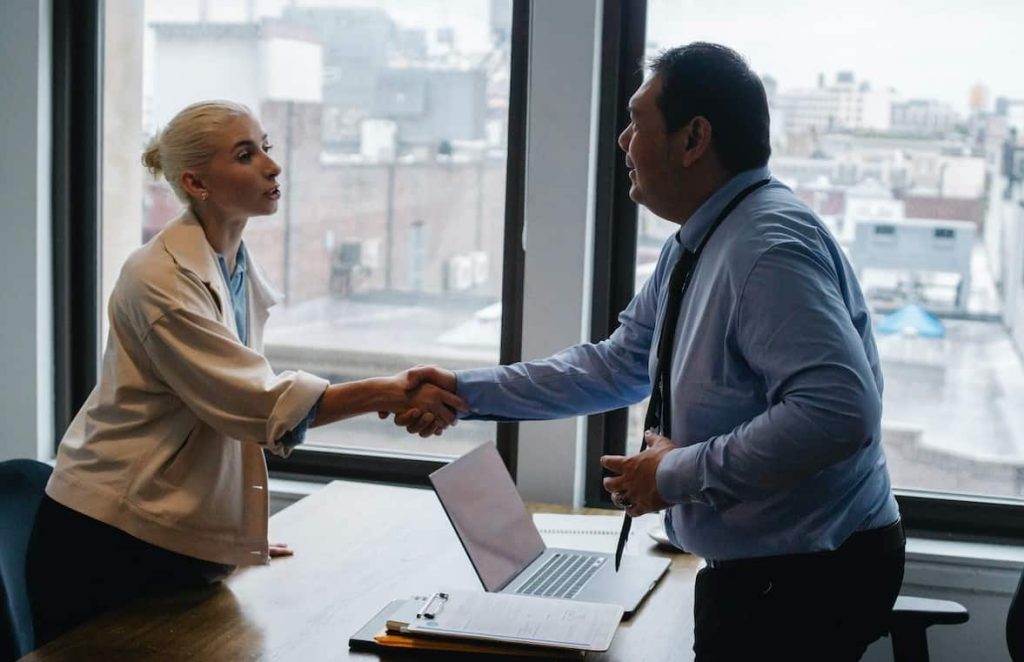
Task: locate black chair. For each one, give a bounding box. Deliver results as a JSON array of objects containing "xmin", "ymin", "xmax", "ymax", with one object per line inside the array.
[
  {"xmin": 887, "ymin": 594, "xmax": 969, "ymax": 662},
  {"xmin": 1009, "ymin": 567, "xmax": 1024, "ymax": 661},
  {"xmin": 0, "ymin": 459, "xmax": 52, "ymax": 662}
]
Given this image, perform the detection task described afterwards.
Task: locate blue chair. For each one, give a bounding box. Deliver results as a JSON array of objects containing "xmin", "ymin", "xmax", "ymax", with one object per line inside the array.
[{"xmin": 0, "ymin": 460, "xmax": 52, "ymax": 662}]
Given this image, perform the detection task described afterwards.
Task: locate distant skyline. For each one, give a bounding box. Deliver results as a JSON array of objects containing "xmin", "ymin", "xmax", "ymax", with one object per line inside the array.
[
  {"xmin": 646, "ymin": 0, "xmax": 1024, "ymax": 115},
  {"xmin": 145, "ymin": 0, "xmax": 1023, "ymax": 116}
]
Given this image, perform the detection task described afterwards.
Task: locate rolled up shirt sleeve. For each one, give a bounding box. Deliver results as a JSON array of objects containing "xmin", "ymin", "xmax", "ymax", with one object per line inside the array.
[
  {"xmin": 278, "ymin": 397, "xmax": 322, "ymax": 451},
  {"xmin": 143, "ymin": 306, "xmax": 329, "ymax": 456},
  {"xmin": 656, "ymin": 241, "xmax": 882, "ymax": 509}
]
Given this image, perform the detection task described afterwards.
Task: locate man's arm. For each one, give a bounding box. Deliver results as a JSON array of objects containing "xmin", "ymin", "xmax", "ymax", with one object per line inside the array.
[
  {"xmin": 392, "ymin": 299, "xmax": 656, "ymax": 436},
  {"xmin": 448, "ymin": 239, "xmax": 676, "ymax": 422},
  {"xmin": 388, "ymin": 240, "xmax": 676, "ymax": 435},
  {"xmin": 454, "ymin": 319, "xmax": 654, "ymax": 421},
  {"xmin": 655, "ymin": 240, "xmax": 882, "ymax": 510}
]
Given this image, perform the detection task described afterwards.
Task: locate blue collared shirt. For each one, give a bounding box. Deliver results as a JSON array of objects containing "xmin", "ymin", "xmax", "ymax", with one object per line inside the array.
[
  {"xmin": 456, "ymin": 166, "xmax": 899, "ymax": 561},
  {"xmin": 216, "ymin": 244, "xmax": 317, "ymax": 449},
  {"xmin": 215, "ymin": 247, "xmax": 249, "ymax": 346}
]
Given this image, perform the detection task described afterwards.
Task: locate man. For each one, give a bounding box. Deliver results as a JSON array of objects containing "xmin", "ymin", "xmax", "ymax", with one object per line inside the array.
[{"xmin": 395, "ymin": 42, "xmax": 903, "ymax": 661}]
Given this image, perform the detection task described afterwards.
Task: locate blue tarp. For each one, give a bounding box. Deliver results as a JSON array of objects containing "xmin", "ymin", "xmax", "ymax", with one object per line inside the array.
[{"xmin": 875, "ymin": 304, "xmax": 945, "ymax": 338}]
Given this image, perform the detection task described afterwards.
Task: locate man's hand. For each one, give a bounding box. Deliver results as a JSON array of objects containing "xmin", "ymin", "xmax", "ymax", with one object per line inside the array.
[
  {"xmin": 379, "ymin": 365, "xmax": 464, "ymax": 437},
  {"xmin": 600, "ymin": 431, "xmax": 678, "ymax": 517}
]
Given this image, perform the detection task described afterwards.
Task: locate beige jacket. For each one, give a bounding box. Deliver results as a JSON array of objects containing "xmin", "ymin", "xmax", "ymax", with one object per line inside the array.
[{"xmin": 47, "ymin": 210, "xmax": 329, "ymax": 567}]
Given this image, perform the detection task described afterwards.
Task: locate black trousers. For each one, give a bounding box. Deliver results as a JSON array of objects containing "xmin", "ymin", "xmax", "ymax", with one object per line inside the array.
[
  {"xmin": 693, "ymin": 522, "xmax": 906, "ymax": 662},
  {"xmin": 25, "ymin": 496, "xmax": 230, "ymax": 648}
]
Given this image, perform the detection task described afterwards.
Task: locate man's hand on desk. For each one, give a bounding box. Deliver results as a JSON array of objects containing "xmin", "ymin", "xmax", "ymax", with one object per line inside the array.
[
  {"xmin": 378, "ymin": 365, "xmax": 464, "ymax": 437},
  {"xmin": 600, "ymin": 431, "xmax": 677, "ymax": 517}
]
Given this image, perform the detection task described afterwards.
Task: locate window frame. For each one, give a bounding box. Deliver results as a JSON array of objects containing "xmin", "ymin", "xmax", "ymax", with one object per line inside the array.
[
  {"xmin": 62, "ymin": 0, "xmax": 529, "ymax": 483},
  {"xmin": 52, "ymin": 0, "xmax": 103, "ymax": 444},
  {"xmin": 60, "ymin": 1, "xmax": 1024, "ymax": 541},
  {"xmin": 582, "ymin": 0, "xmax": 1024, "ymax": 545},
  {"xmin": 583, "ymin": 0, "xmax": 647, "ymax": 509},
  {"xmin": 266, "ymin": 0, "xmax": 529, "ymax": 484}
]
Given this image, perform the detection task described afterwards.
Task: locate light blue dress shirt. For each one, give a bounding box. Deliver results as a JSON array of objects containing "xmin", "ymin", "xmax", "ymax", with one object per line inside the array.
[
  {"xmin": 456, "ymin": 166, "xmax": 900, "ymax": 561},
  {"xmin": 216, "ymin": 244, "xmax": 317, "ymax": 450},
  {"xmin": 215, "ymin": 246, "xmax": 250, "ymax": 346}
]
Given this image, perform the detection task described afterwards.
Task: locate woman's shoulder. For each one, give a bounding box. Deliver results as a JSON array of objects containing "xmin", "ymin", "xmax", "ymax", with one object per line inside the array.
[
  {"xmin": 110, "ymin": 219, "xmax": 217, "ymax": 329},
  {"xmin": 116, "ymin": 229, "xmax": 184, "ymax": 292}
]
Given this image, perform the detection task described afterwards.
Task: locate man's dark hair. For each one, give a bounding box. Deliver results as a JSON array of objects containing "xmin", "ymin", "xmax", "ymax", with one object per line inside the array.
[{"xmin": 649, "ymin": 42, "xmax": 771, "ymax": 173}]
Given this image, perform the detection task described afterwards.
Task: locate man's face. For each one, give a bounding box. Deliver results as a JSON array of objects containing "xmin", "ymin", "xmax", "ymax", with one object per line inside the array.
[{"xmin": 618, "ymin": 75, "xmax": 682, "ymax": 221}]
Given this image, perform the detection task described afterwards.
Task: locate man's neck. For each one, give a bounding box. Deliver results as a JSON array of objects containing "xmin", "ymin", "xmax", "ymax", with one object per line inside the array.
[{"xmin": 676, "ymin": 166, "xmax": 733, "ymax": 225}]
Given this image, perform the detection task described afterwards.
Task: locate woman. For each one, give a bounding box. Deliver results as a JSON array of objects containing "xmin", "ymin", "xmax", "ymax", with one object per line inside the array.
[{"xmin": 26, "ymin": 101, "xmax": 465, "ymax": 646}]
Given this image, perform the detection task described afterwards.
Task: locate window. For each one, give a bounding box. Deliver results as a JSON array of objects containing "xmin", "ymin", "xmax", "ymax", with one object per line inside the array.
[
  {"xmin": 101, "ymin": 0, "xmax": 517, "ymax": 470},
  {"xmin": 630, "ymin": 0, "xmax": 1024, "ymax": 507}
]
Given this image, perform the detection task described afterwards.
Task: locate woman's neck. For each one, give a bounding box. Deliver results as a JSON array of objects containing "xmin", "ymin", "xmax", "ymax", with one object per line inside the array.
[{"xmin": 191, "ymin": 205, "xmax": 247, "ymax": 271}]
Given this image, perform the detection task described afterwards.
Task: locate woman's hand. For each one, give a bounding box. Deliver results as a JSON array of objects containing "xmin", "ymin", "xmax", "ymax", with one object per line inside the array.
[
  {"xmin": 313, "ymin": 367, "xmax": 467, "ymax": 431},
  {"xmin": 381, "ymin": 366, "xmax": 467, "ymax": 437},
  {"xmin": 269, "ymin": 542, "xmax": 293, "ymax": 558}
]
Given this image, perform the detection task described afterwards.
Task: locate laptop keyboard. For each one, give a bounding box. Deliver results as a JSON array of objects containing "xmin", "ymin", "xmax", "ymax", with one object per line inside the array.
[{"xmin": 515, "ymin": 552, "xmax": 606, "ymax": 599}]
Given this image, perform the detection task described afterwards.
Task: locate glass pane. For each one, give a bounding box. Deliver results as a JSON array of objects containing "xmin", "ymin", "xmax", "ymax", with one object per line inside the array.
[
  {"xmin": 633, "ymin": 0, "xmax": 1024, "ymax": 499},
  {"xmin": 103, "ymin": 0, "xmax": 513, "ymax": 459}
]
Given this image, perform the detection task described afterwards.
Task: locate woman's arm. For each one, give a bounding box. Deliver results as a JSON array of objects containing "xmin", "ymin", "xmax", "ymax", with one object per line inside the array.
[
  {"xmin": 141, "ymin": 300, "xmax": 464, "ymax": 449},
  {"xmin": 312, "ymin": 370, "xmax": 468, "ymax": 429}
]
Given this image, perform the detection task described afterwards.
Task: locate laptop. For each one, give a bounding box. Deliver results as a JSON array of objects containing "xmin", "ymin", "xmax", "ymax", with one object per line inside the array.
[{"xmin": 429, "ymin": 442, "xmax": 670, "ymax": 616}]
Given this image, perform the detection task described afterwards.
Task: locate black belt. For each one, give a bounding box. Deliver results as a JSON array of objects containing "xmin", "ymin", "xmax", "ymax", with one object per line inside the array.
[{"xmin": 704, "ymin": 520, "xmax": 905, "ymax": 571}]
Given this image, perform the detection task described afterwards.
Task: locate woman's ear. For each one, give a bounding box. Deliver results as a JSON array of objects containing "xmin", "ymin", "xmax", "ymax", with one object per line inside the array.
[{"xmin": 181, "ymin": 171, "xmax": 208, "ymax": 201}]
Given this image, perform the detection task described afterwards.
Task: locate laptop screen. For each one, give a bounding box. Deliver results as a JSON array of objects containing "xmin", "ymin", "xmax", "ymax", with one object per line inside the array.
[{"xmin": 429, "ymin": 442, "xmax": 546, "ymax": 592}]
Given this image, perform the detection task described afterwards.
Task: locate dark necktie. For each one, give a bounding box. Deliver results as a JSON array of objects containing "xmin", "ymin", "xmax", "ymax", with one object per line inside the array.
[
  {"xmin": 612, "ymin": 249, "xmax": 690, "ymax": 570},
  {"xmin": 613, "ymin": 178, "xmax": 771, "ymax": 571}
]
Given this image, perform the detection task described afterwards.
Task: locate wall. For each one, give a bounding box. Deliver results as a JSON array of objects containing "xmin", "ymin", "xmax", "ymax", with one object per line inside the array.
[
  {"xmin": 0, "ymin": 0, "xmax": 52, "ymax": 461},
  {"xmin": 513, "ymin": 0, "xmax": 603, "ymax": 506}
]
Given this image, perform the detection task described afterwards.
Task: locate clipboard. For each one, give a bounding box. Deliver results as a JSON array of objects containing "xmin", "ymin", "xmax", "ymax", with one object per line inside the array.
[
  {"xmin": 349, "ymin": 598, "xmax": 589, "ymax": 659},
  {"xmin": 384, "ymin": 591, "xmax": 622, "ymax": 653}
]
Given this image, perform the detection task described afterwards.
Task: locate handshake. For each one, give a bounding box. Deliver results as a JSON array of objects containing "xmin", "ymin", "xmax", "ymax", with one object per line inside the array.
[{"xmin": 380, "ymin": 365, "xmax": 467, "ymax": 437}]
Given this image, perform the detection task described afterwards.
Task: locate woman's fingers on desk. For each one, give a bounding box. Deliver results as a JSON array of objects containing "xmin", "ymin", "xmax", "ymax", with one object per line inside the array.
[{"xmin": 269, "ymin": 543, "xmax": 294, "ymax": 558}]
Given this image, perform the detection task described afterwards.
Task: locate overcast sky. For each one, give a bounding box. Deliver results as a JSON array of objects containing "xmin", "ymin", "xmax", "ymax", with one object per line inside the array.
[{"xmin": 646, "ymin": 0, "xmax": 1024, "ymax": 113}]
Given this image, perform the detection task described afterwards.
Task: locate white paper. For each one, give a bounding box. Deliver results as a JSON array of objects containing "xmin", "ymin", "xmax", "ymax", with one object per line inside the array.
[{"xmin": 405, "ymin": 591, "xmax": 622, "ymax": 651}]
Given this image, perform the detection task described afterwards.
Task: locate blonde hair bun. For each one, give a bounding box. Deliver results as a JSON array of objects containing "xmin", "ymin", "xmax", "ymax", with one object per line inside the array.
[{"xmin": 142, "ymin": 134, "xmax": 163, "ymax": 177}]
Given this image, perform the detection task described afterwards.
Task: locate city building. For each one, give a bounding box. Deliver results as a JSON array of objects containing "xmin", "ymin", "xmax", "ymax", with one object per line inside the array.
[
  {"xmin": 774, "ymin": 71, "xmax": 895, "ymax": 134},
  {"xmin": 892, "ymin": 98, "xmax": 962, "ymax": 134}
]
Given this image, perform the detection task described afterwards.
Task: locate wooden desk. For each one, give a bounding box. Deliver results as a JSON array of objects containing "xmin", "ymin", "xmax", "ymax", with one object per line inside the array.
[{"xmin": 22, "ymin": 481, "xmax": 701, "ymax": 661}]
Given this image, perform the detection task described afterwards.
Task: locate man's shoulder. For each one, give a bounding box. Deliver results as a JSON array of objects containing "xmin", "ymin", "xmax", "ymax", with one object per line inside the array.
[{"xmin": 737, "ymin": 184, "xmax": 837, "ymax": 258}]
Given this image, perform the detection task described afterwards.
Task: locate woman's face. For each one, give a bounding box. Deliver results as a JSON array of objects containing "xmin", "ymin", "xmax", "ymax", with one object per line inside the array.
[{"xmin": 196, "ymin": 114, "xmax": 282, "ymax": 220}]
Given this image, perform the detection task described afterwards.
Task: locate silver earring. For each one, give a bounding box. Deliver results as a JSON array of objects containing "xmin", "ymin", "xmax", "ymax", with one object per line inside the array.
[{"xmin": 201, "ymin": 192, "xmax": 209, "ymax": 201}]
